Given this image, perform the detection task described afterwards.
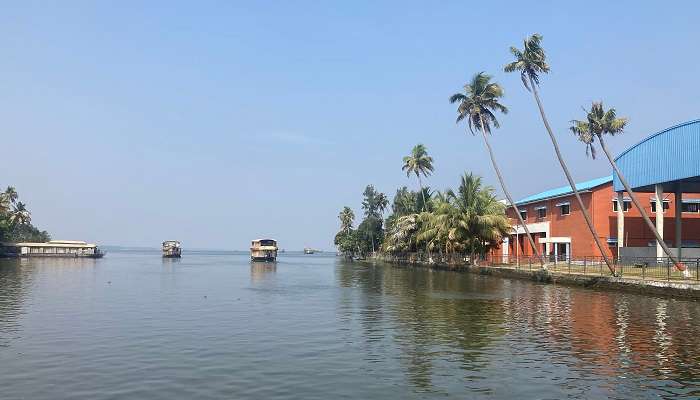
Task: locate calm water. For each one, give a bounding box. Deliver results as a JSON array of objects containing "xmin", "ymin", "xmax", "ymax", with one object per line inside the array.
[{"xmin": 1, "ymin": 251, "xmax": 699, "ymax": 399}]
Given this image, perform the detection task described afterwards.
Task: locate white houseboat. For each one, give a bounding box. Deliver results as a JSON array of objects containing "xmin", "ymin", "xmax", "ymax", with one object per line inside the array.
[
  {"xmin": 250, "ymin": 239, "xmax": 278, "ymax": 261},
  {"xmin": 0, "ymin": 240, "xmax": 104, "ymax": 258},
  {"xmin": 162, "ymin": 240, "xmax": 182, "ymax": 258}
]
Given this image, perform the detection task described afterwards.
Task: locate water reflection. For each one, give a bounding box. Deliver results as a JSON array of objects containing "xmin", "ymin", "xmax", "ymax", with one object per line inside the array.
[
  {"xmin": 336, "ymin": 259, "xmax": 700, "ymax": 398},
  {"xmin": 0, "ymin": 259, "xmax": 32, "ymax": 348},
  {"xmin": 250, "ymin": 261, "xmax": 276, "ymax": 282}
]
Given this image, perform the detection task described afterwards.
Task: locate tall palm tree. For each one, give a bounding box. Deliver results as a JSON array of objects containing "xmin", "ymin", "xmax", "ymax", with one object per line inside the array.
[
  {"xmin": 339, "ymin": 206, "xmax": 355, "ymax": 233},
  {"xmin": 9, "ymin": 202, "xmax": 31, "ymax": 226},
  {"xmin": 570, "ymin": 102, "xmax": 682, "ymax": 270},
  {"xmin": 504, "ymin": 33, "xmax": 615, "ymax": 274},
  {"xmin": 402, "ymin": 144, "xmax": 434, "ymax": 211},
  {"xmin": 450, "ymin": 72, "xmax": 542, "ymax": 265}
]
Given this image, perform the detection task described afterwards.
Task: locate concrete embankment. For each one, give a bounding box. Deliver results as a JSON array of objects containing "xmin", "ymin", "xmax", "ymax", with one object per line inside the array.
[{"xmin": 369, "ymin": 256, "xmax": 700, "ymax": 300}]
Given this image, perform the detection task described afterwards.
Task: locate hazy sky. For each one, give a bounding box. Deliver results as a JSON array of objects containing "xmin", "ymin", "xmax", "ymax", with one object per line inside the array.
[{"xmin": 2, "ymin": 1, "xmax": 698, "ymax": 250}]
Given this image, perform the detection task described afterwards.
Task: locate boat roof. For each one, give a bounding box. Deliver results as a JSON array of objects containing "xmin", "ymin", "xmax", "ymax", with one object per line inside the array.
[{"xmin": 3, "ymin": 241, "xmax": 97, "ymax": 248}]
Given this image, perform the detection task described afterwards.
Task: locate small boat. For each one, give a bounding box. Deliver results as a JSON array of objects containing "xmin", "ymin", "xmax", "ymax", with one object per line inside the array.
[
  {"xmin": 162, "ymin": 240, "xmax": 182, "ymax": 258},
  {"xmin": 303, "ymin": 248, "xmax": 315, "ymax": 255},
  {"xmin": 251, "ymin": 239, "xmax": 278, "ymax": 261}
]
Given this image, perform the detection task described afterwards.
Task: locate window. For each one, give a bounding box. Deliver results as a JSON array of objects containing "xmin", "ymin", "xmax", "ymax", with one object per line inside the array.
[
  {"xmin": 559, "ymin": 204, "xmax": 570, "ymax": 216},
  {"xmin": 536, "ymin": 207, "xmax": 546, "ymax": 219},
  {"xmin": 682, "ymin": 202, "xmax": 700, "ymax": 213},
  {"xmin": 612, "ymin": 200, "xmax": 631, "ymax": 212},
  {"xmin": 519, "ymin": 209, "xmax": 527, "ymax": 220},
  {"xmin": 650, "ymin": 200, "xmax": 670, "ymax": 213}
]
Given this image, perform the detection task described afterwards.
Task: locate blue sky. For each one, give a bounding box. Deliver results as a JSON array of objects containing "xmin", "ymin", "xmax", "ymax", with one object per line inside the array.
[{"xmin": 2, "ymin": 1, "xmax": 699, "ymax": 250}]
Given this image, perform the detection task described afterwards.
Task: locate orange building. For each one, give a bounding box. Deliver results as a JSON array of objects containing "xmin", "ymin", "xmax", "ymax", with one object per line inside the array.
[{"xmin": 498, "ymin": 176, "xmax": 700, "ymax": 260}]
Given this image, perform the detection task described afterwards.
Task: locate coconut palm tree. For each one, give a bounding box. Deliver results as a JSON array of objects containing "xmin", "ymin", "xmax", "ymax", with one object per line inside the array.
[
  {"xmin": 570, "ymin": 102, "xmax": 682, "ymax": 270},
  {"xmin": 402, "ymin": 144, "xmax": 434, "ymax": 211},
  {"xmin": 450, "ymin": 72, "xmax": 542, "ymax": 265},
  {"xmin": 504, "ymin": 33, "xmax": 615, "ymax": 274},
  {"xmin": 339, "ymin": 206, "xmax": 355, "ymax": 233},
  {"xmin": 9, "ymin": 202, "xmax": 31, "ymax": 226}
]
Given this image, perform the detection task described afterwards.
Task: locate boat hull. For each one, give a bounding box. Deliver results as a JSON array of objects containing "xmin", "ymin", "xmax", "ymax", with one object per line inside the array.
[{"xmin": 18, "ymin": 253, "xmax": 104, "ymax": 259}]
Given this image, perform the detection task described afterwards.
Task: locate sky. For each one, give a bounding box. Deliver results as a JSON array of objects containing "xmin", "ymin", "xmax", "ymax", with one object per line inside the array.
[{"xmin": 1, "ymin": 1, "xmax": 699, "ymax": 250}]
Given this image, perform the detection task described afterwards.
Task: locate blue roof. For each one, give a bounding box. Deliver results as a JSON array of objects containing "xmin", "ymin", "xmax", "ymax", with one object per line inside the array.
[
  {"xmin": 613, "ymin": 119, "xmax": 700, "ymax": 192},
  {"xmin": 515, "ymin": 176, "xmax": 613, "ymax": 205}
]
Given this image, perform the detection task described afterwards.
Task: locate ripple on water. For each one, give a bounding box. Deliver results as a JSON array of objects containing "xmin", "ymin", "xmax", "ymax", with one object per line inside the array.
[{"xmin": 1, "ymin": 254, "xmax": 700, "ymax": 399}]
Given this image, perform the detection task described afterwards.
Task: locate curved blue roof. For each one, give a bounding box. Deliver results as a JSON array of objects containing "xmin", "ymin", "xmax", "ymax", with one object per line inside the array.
[
  {"xmin": 516, "ymin": 176, "xmax": 612, "ymax": 205},
  {"xmin": 613, "ymin": 120, "xmax": 700, "ymax": 192}
]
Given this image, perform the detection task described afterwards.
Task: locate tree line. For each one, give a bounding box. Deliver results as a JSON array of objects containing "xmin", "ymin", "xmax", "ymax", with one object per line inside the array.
[
  {"xmin": 336, "ymin": 34, "xmax": 674, "ymax": 275},
  {"xmin": 335, "ymin": 144, "xmax": 510, "ymax": 264},
  {"xmin": 0, "ymin": 186, "xmax": 51, "ymax": 243}
]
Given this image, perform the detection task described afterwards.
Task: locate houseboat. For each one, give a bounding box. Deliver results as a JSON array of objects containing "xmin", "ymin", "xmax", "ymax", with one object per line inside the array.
[
  {"xmin": 250, "ymin": 239, "xmax": 278, "ymax": 261},
  {"xmin": 303, "ymin": 248, "xmax": 315, "ymax": 254},
  {"xmin": 0, "ymin": 240, "xmax": 104, "ymax": 258},
  {"xmin": 162, "ymin": 240, "xmax": 182, "ymax": 258}
]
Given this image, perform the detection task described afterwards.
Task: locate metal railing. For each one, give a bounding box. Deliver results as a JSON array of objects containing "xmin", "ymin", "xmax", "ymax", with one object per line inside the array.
[
  {"xmin": 379, "ymin": 252, "xmax": 700, "ymax": 282},
  {"xmin": 486, "ymin": 254, "xmax": 700, "ymax": 282}
]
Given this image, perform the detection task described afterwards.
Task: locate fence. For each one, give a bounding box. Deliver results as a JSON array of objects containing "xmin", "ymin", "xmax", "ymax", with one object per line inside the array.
[
  {"xmin": 486, "ymin": 254, "xmax": 700, "ymax": 282},
  {"xmin": 379, "ymin": 252, "xmax": 700, "ymax": 282}
]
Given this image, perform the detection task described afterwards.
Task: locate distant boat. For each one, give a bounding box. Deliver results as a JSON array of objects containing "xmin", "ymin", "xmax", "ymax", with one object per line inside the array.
[
  {"xmin": 251, "ymin": 239, "xmax": 278, "ymax": 261},
  {"xmin": 303, "ymin": 248, "xmax": 315, "ymax": 255},
  {"xmin": 162, "ymin": 240, "xmax": 182, "ymax": 258},
  {"xmin": 0, "ymin": 240, "xmax": 104, "ymax": 258}
]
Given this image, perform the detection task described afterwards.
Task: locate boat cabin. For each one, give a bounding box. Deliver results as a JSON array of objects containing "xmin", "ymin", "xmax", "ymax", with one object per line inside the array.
[
  {"xmin": 250, "ymin": 239, "xmax": 278, "ymax": 261},
  {"xmin": 0, "ymin": 240, "xmax": 104, "ymax": 258}
]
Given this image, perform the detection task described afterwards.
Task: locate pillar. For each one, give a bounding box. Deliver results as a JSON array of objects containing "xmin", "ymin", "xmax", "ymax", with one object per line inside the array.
[
  {"xmin": 617, "ymin": 192, "xmax": 625, "ymax": 260},
  {"xmin": 675, "ymin": 184, "xmax": 682, "ymax": 259},
  {"xmin": 655, "ymin": 184, "xmax": 664, "ymax": 260}
]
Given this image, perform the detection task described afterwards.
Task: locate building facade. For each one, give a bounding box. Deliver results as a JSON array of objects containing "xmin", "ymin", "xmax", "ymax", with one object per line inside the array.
[{"xmin": 499, "ymin": 176, "xmax": 700, "ymax": 260}]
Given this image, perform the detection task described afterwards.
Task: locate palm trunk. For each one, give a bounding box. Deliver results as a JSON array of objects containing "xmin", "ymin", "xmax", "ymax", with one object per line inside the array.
[
  {"xmin": 528, "ymin": 76, "xmax": 615, "ymax": 275},
  {"xmin": 417, "ymin": 175, "xmax": 428, "ymax": 212},
  {"xmin": 597, "ymin": 134, "xmax": 682, "ymax": 269},
  {"xmin": 478, "ymin": 114, "xmax": 543, "ymax": 266},
  {"xmin": 417, "ymin": 175, "xmax": 431, "ymax": 260}
]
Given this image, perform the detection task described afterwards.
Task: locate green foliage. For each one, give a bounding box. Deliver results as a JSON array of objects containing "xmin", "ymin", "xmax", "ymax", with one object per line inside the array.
[
  {"xmin": 401, "ymin": 144, "xmax": 434, "ymax": 180},
  {"xmin": 449, "ymin": 72, "xmax": 508, "ymax": 135},
  {"xmin": 339, "ymin": 173, "xmax": 509, "ymax": 260},
  {"xmin": 570, "ymin": 102, "xmax": 628, "ymax": 159},
  {"xmin": 0, "ymin": 186, "xmax": 51, "ymax": 243},
  {"xmin": 416, "ymin": 174, "xmax": 509, "ymax": 261},
  {"xmin": 504, "ymin": 33, "xmax": 549, "ymax": 90}
]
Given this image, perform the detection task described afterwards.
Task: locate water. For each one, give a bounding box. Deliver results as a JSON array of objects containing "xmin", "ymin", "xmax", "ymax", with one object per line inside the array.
[{"xmin": 1, "ymin": 250, "xmax": 699, "ymax": 399}]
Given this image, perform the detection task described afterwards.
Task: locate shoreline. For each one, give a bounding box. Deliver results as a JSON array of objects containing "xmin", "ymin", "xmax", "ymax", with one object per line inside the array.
[{"xmin": 364, "ymin": 256, "xmax": 700, "ymax": 300}]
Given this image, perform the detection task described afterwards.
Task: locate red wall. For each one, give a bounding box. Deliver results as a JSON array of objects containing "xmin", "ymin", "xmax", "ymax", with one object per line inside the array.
[{"xmin": 498, "ymin": 182, "xmax": 700, "ymax": 258}]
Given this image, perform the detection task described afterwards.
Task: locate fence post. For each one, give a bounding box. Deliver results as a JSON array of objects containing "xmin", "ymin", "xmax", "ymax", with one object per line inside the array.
[
  {"xmin": 667, "ymin": 259, "xmax": 671, "ymax": 281},
  {"xmin": 529, "ymin": 257, "xmax": 532, "ymax": 271},
  {"xmin": 584, "ymin": 256, "xmax": 587, "ymax": 275},
  {"xmin": 599, "ymin": 258, "xmax": 602, "ymax": 276},
  {"xmin": 696, "ymin": 259, "xmax": 699, "ymax": 281}
]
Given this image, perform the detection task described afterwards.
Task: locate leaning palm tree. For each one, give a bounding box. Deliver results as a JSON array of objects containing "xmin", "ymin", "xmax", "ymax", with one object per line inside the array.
[
  {"xmin": 570, "ymin": 102, "xmax": 682, "ymax": 270},
  {"xmin": 504, "ymin": 33, "xmax": 615, "ymax": 274},
  {"xmin": 402, "ymin": 144, "xmax": 434, "ymax": 211},
  {"xmin": 450, "ymin": 72, "xmax": 542, "ymax": 265}
]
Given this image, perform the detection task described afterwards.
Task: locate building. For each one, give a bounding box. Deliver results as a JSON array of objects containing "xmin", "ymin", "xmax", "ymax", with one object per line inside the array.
[{"xmin": 498, "ymin": 119, "xmax": 700, "ymax": 261}]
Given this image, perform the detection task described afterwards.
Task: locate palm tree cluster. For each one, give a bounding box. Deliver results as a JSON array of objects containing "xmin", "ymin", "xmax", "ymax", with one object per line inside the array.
[
  {"xmin": 0, "ymin": 186, "xmax": 50, "ymax": 243},
  {"xmin": 336, "ymin": 145, "xmax": 510, "ymax": 263},
  {"xmin": 445, "ymin": 33, "xmax": 674, "ymax": 274}
]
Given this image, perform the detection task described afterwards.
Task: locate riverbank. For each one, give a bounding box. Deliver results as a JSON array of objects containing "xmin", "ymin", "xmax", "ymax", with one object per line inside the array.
[{"xmin": 369, "ymin": 255, "xmax": 700, "ymax": 300}]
